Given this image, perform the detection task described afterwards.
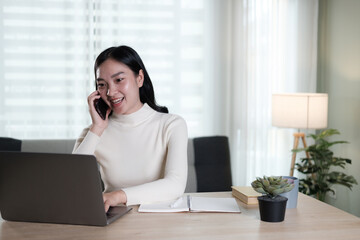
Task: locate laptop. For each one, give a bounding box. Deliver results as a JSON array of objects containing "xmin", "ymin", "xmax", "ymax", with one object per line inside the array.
[{"xmin": 0, "ymin": 151, "xmax": 132, "ymax": 226}]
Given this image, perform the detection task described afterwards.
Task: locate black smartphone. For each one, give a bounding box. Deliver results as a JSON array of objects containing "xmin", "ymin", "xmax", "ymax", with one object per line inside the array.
[{"xmin": 94, "ymin": 98, "xmax": 109, "ymax": 120}]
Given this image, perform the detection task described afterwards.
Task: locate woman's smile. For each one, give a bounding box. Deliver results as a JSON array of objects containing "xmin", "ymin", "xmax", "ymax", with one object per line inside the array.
[{"xmin": 110, "ymin": 97, "xmax": 124, "ymax": 107}]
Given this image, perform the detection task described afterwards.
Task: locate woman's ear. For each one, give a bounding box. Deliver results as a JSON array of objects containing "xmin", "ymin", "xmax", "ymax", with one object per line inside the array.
[{"xmin": 137, "ymin": 69, "xmax": 144, "ymax": 87}]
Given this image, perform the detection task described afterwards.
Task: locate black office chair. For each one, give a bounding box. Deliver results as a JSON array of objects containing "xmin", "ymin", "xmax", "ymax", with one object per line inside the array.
[
  {"xmin": 193, "ymin": 136, "xmax": 232, "ymax": 192},
  {"xmin": 0, "ymin": 137, "xmax": 22, "ymax": 151}
]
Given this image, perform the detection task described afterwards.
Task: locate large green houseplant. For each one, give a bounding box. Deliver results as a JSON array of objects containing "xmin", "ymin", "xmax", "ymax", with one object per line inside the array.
[{"xmin": 293, "ymin": 129, "xmax": 357, "ymax": 201}]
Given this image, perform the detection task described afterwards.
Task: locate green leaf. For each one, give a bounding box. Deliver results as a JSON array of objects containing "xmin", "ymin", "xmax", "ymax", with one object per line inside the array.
[
  {"xmin": 294, "ymin": 129, "xmax": 357, "ymax": 202},
  {"xmin": 261, "ymin": 179, "xmax": 270, "ymax": 187},
  {"xmin": 253, "ymin": 188, "xmax": 266, "ymax": 195},
  {"xmin": 272, "ymin": 188, "xmax": 285, "ymax": 196}
]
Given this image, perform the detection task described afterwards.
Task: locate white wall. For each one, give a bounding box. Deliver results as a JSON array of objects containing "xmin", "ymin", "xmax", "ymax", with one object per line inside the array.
[{"xmin": 317, "ymin": 0, "xmax": 360, "ymax": 217}]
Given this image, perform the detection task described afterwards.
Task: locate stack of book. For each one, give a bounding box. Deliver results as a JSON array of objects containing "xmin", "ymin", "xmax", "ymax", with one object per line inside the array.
[{"xmin": 231, "ymin": 186, "xmax": 262, "ymax": 205}]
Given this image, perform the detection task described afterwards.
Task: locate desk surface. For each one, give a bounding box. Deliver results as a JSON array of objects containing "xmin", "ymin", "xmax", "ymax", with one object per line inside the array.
[{"xmin": 1, "ymin": 192, "xmax": 360, "ymax": 240}]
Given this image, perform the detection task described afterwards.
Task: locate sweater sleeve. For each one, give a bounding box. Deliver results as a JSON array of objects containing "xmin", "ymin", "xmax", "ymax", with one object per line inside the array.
[
  {"xmin": 122, "ymin": 116, "xmax": 188, "ymax": 206},
  {"xmin": 72, "ymin": 126, "xmax": 101, "ymax": 155}
]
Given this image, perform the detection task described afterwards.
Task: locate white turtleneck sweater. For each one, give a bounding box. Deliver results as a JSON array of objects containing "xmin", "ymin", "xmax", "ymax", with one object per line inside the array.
[{"xmin": 73, "ymin": 104, "xmax": 188, "ymax": 206}]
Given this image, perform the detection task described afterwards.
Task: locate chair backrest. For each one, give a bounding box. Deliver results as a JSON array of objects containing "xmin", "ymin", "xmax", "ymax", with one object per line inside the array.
[
  {"xmin": 185, "ymin": 138, "xmax": 197, "ymax": 193},
  {"xmin": 186, "ymin": 136, "xmax": 232, "ymax": 192},
  {"xmin": 0, "ymin": 137, "xmax": 22, "ymax": 151},
  {"xmin": 21, "ymin": 139, "xmax": 76, "ymax": 153}
]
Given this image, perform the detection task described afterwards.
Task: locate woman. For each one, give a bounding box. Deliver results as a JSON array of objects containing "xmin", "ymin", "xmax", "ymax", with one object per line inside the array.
[{"xmin": 73, "ymin": 46, "xmax": 188, "ymax": 211}]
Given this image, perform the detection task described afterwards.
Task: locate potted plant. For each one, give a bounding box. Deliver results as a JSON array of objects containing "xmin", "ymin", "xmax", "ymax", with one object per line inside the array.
[
  {"xmin": 293, "ymin": 129, "xmax": 358, "ymax": 202},
  {"xmin": 251, "ymin": 176, "xmax": 294, "ymax": 222}
]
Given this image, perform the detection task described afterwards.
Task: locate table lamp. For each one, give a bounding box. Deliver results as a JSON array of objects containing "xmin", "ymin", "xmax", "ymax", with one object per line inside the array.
[{"xmin": 272, "ymin": 93, "xmax": 328, "ymax": 176}]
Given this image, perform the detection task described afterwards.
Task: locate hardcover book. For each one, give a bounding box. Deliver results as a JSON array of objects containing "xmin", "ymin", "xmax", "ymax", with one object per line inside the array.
[{"xmin": 231, "ymin": 186, "xmax": 262, "ymax": 205}]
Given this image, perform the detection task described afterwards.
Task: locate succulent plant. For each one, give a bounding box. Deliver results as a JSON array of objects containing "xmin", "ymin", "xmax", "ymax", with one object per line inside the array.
[{"xmin": 251, "ymin": 176, "xmax": 295, "ymax": 199}]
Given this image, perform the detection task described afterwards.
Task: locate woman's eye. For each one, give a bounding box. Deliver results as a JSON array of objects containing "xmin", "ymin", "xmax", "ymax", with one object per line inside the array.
[
  {"xmin": 116, "ymin": 78, "xmax": 123, "ymax": 83},
  {"xmin": 97, "ymin": 83, "xmax": 106, "ymax": 88}
]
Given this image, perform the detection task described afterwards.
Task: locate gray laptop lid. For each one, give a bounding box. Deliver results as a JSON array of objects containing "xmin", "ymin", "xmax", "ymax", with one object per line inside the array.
[{"xmin": 0, "ymin": 151, "xmax": 132, "ymax": 226}]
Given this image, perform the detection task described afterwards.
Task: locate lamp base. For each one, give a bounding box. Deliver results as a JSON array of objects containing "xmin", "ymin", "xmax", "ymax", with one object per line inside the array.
[{"xmin": 290, "ymin": 132, "xmax": 310, "ymax": 176}]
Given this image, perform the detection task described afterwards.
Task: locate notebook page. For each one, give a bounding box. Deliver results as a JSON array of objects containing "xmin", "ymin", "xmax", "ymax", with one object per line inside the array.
[
  {"xmin": 190, "ymin": 197, "xmax": 241, "ymax": 213},
  {"xmin": 138, "ymin": 196, "xmax": 189, "ymax": 212}
]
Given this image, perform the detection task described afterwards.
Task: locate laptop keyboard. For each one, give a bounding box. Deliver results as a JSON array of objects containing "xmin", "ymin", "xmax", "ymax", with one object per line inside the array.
[{"xmin": 106, "ymin": 212, "xmax": 117, "ymax": 219}]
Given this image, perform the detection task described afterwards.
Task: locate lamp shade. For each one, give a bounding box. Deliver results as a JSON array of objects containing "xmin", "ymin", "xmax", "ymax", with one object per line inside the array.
[{"xmin": 272, "ymin": 93, "xmax": 328, "ymax": 129}]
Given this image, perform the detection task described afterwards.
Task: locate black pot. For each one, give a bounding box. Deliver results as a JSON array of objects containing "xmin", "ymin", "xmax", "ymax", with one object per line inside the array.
[{"xmin": 257, "ymin": 196, "xmax": 288, "ymax": 222}]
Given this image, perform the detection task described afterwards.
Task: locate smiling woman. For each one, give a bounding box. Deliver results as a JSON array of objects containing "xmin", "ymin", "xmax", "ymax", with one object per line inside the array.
[
  {"xmin": 73, "ymin": 46, "xmax": 188, "ymax": 211},
  {"xmin": 95, "ymin": 59, "xmax": 144, "ymax": 116},
  {"xmin": 94, "ymin": 46, "xmax": 168, "ymax": 114}
]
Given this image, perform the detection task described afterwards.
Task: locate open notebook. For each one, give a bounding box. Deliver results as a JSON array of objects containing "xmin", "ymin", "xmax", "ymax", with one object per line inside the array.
[{"xmin": 138, "ymin": 196, "xmax": 241, "ymax": 213}]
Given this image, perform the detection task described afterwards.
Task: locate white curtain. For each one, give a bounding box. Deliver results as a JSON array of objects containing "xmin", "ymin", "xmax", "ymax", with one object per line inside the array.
[
  {"xmin": 227, "ymin": 0, "xmax": 319, "ymax": 186},
  {"xmin": 0, "ymin": 0, "xmax": 212, "ymax": 139}
]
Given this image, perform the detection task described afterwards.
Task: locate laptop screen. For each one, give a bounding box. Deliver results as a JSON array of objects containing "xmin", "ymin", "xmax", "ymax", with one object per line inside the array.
[{"xmin": 0, "ymin": 151, "xmax": 131, "ymax": 226}]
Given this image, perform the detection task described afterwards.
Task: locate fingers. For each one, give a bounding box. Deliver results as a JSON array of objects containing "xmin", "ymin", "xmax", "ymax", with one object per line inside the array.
[
  {"xmin": 103, "ymin": 193, "xmax": 115, "ymax": 213},
  {"xmin": 87, "ymin": 90, "xmax": 100, "ymax": 113},
  {"xmin": 88, "ymin": 90, "xmax": 100, "ymax": 107},
  {"xmin": 103, "ymin": 194, "xmax": 110, "ymax": 212},
  {"xmin": 104, "ymin": 201, "xmax": 110, "ymax": 213},
  {"xmin": 87, "ymin": 91, "xmax": 109, "ymax": 136},
  {"xmin": 103, "ymin": 191, "xmax": 126, "ymax": 213}
]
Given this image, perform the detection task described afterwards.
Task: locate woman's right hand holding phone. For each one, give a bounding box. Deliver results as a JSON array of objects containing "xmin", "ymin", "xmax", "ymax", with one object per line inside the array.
[{"xmin": 88, "ymin": 90, "xmax": 111, "ymax": 137}]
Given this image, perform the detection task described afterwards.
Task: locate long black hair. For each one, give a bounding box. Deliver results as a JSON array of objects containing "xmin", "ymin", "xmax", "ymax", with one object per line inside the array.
[{"xmin": 94, "ymin": 45, "xmax": 168, "ymax": 113}]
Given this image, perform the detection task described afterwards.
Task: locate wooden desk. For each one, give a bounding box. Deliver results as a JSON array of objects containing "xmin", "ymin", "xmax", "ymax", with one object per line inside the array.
[{"xmin": 1, "ymin": 192, "xmax": 360, "ymax": 240}]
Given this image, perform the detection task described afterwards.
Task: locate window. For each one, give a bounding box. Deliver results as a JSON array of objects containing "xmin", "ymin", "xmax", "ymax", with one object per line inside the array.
[{"xmin": 0, "ymin": 0, "xmax": 212, "ymax": 139}]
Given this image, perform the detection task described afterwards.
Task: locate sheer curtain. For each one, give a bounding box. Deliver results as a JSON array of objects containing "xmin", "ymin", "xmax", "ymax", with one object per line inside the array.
[
  {"xmin": 227, "ymin": 0, "xmax": 319, "ymax": 185},
  {"xmin": 0, "ymin": 0, "xmax": 212, "ymax": 139}
]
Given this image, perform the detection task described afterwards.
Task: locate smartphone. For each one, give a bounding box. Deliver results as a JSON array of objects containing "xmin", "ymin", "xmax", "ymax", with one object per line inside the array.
[{"xmin": 94, "ymin": 98, "xmax": 109, "ymax": 120}]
